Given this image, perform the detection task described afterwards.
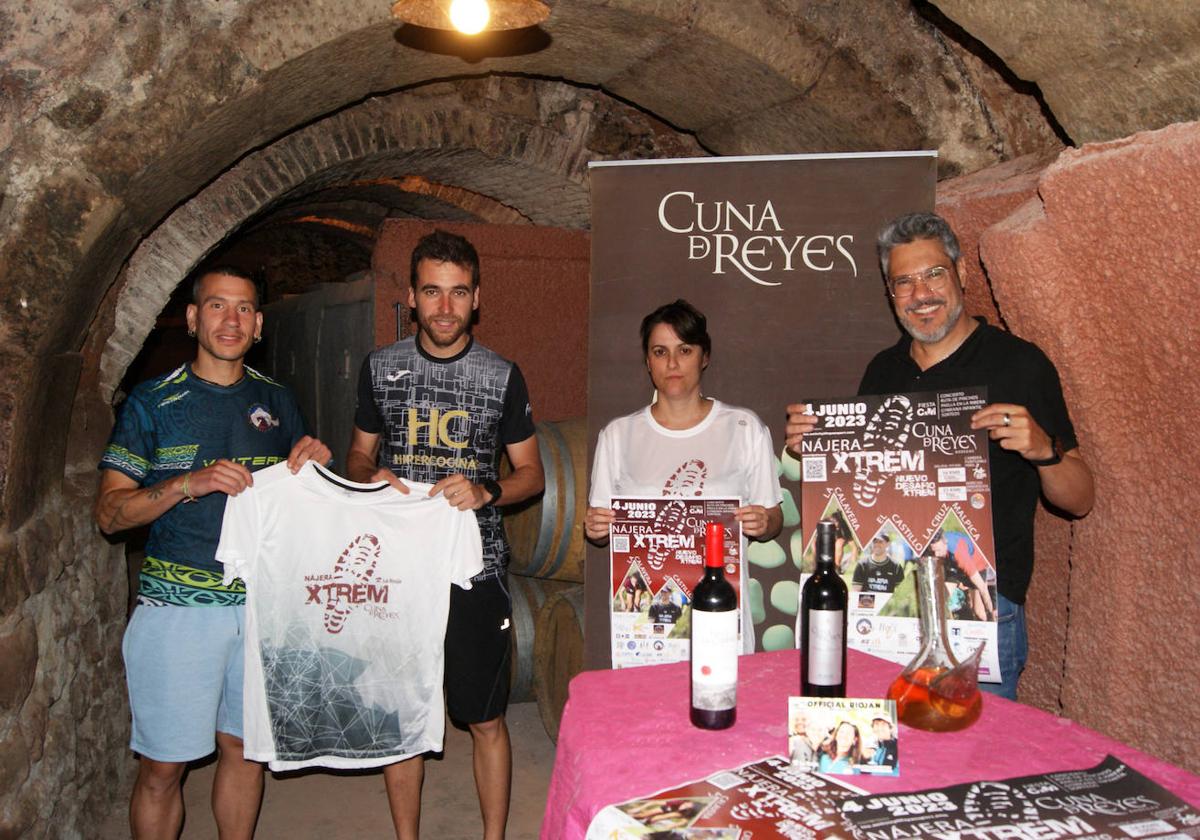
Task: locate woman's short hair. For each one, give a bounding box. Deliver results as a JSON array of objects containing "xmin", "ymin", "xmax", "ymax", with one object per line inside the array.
[{"xmin": 639, "ymin": 299, "xmax": 712, "ymax": 358}]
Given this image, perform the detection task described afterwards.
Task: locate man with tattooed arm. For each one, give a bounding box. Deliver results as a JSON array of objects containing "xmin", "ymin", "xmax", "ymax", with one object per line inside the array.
[{"xmin": 95, "ymin": 267, "xmax": 328, "ymax": 840}]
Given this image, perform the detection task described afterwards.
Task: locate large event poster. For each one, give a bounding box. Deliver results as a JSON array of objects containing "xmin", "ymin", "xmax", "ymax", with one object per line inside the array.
[
  {"xmin": 609, "ymin": 496, "xmax": 740, "ymax": 669},
  {"xmin": 586, "ymin": 152, "xmax": 937, "ymax": 667},
  {"xmin": 841, "ymin": 755, "xmax": 1200, "ymax": 839},
  {"xmin": 589, "ymin": 754, "xmax": 1200, "ymax": 839},
  {"xmin": 794, "ymin": 388, "xmax": 1000, "ymax": 681}
]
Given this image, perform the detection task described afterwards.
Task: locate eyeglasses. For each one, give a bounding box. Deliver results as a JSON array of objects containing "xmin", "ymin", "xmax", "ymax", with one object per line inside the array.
[{"xmin": 887, "ymin": 265, "xmax": 952, "ymax": 298}]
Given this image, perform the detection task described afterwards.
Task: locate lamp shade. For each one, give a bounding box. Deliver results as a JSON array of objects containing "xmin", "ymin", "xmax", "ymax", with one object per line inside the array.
[{"xmin": 391, "ymin": 0, "xmax": 550, "ymax": 32}]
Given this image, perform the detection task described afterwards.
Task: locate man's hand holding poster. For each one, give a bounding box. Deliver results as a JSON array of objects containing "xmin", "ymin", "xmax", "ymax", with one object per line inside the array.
[
  {"xmin": 610, "ymin": 496, "xmax": 741, "ymax": 669},
  {"xmin": 794, "ymin": 388, "xmax": 1001, "ymax": 682}
]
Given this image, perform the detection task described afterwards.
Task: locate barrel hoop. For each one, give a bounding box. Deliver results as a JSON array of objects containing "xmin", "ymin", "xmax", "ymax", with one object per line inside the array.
[
  {"xmin": 535, "ymin": 422, "xmax": 566, "ymax": 580},
  {"xmin": 509, "ymin": 578, "xmax": 536, "ymax": 702},
  {"xmin": 531, "ymin": 428, "xmax": 559, "ymax": 575},
  {"xmin": 541, "ymin": 421, "xmax": 576, "ymax": 579}
]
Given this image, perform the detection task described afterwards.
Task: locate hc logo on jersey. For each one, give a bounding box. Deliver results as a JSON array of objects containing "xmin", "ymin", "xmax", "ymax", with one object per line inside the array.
[{"xmin": 406, "ymin": 408, "xmax": 469, "ymax": 449}]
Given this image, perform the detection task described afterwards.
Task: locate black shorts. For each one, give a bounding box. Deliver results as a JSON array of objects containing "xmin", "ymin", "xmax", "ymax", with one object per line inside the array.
[{"xmin": 445, "ymin": 575, "xmax": 512, "ymax": 724}]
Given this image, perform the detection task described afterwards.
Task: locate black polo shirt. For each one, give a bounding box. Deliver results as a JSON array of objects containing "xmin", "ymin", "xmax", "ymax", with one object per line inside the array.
[{"xmin": 858, "ymin": 318, "xmax": 1078, "ymax": 604}]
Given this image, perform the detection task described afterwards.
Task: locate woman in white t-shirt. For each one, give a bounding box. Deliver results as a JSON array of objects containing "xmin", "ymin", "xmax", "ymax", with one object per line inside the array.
[{"xmin": 584, "ymin": 299, "xmax": 784, "ymax": 652}]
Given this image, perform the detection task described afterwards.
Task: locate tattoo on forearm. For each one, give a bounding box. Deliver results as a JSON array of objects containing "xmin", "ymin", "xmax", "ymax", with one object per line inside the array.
[
  {"xmin": 106, "ymin": 498, "xmax": 133, "ymax": 532},
  {"xmin": 104, "ymin": 484, "xmax": 167, "ymax": 532}
]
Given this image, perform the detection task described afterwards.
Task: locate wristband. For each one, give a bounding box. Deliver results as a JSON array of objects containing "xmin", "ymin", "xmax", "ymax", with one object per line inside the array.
[
  {"xmin": 481, "ymin": 478, "xmax": 503, "ymax": 506},
  {"xmin": 1028, "ymin": 435, "xmax": 1064, "ymax": 467},
  {"xmin": 181, "ymin": 473, "xmax": 197, "ymax": 503}
]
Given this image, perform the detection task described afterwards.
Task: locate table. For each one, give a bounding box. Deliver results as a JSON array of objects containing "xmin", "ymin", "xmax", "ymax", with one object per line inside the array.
[{"xmin": 541, "ymin": 649, "xmax": 1200, "ymax": 838}]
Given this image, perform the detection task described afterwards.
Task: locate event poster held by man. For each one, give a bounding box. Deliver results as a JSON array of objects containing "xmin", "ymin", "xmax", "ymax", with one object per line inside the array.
[
  {"xmin": 786, "ymin": 212, "xmax": 1094, "ymax": 701},
  {"xmin": 95, "ymin": 267, "xmax": 330, "ymax": 839},
  {"xmin": 346, "ymin": 229, "xmax": 545, "ymax": 840}
]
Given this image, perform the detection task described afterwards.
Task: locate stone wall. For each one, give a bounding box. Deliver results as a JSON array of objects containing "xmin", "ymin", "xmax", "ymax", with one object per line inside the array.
[
  {"xmin": 0, "ymin": 0, "xmax": 1061, "ymax": 526},
  {"xmin": 937, "ymin": 120, "xmax": 1200, "ymax": 771},
  {"xmin": 935, "ymin": 152, "xmax": 1073, "ymax": 711},
  {"xmin": 0, "ymin": 502, "xmax": 130, "ymax": 838},
  {"xmin": 930, "ymin": 1, "xmax": 1200, "ymax": 143}
]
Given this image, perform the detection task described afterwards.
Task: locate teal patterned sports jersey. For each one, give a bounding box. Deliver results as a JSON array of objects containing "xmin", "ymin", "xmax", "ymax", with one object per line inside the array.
[{"xmin": 100, "ymin": 364, "xmax": 307, "ymax": 606}]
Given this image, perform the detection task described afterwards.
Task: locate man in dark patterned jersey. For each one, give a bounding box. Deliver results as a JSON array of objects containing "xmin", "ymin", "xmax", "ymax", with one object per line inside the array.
[
  {"xmin": 96, "ymin": 267, "xmax": 329, "ymax": 839},
  {"xmin": 347, "ymin": 230, "xmax": 544, "ymax": 840}
]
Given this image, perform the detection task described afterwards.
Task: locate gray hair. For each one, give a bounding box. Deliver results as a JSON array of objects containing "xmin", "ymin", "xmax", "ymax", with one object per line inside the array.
[{"xmin": 877, "ymin": 212, "xmax": 961, "ymax": 276}]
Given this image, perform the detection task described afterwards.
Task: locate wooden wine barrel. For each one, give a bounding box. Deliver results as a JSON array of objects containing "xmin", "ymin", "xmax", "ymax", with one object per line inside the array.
[
  {"xmin": 502, "ymin": 418, "xmax": 587, "ymax": 583},
  {"xmin": 508, "ymin": 574, "xmax": 574, "ymax": 704},
  {"xmin": 532, "ymin": 584, "xmax": 586, "ymax": 743}
]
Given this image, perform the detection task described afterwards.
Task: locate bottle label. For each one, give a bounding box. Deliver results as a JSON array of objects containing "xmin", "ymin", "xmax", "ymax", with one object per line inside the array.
[
  {"xmin": 805, "ymin": 610, "xmax": 844, "ymax": 685},
  {"xmin": 691, "ymin": 610, "xmax": 738, "ymax": 711}
]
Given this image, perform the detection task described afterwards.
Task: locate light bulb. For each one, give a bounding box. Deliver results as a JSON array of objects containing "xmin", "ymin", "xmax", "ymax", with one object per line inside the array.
[{"xmin": 449, "ymin": 0, "xmax": 490, "ymax": 34}]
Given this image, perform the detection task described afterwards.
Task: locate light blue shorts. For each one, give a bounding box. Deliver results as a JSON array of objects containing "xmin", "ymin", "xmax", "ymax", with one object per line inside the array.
[{"xmin": 122, "ymin": 604, "xmax": 246, "ymax": 762}]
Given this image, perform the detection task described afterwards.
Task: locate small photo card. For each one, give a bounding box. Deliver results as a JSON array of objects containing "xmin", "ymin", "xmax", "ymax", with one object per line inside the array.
[{"xmin": 788, "ymin": 696, "xmax": 899, "ymax": 777}]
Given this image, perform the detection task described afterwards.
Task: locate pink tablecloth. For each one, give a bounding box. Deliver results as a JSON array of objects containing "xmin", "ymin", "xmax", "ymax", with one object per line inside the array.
[{"xmin": 541, "ymin": 649, "xmax": 1200, "ymax": 839}]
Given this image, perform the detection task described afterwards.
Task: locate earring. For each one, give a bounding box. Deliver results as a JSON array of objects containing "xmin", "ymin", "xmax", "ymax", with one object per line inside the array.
[
  {"xmin": 253, "ymin": 335, "xmax": 262, "ymax": 344},
  {"xmin": 187, "ymin": 329, "xmax": 196, "ymax": 338}
]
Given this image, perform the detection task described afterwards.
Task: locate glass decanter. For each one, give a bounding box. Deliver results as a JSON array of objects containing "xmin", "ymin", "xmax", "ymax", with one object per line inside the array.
[{"xmin": 886, "ymin": 550, "xmax": 984, "ymax": 732}]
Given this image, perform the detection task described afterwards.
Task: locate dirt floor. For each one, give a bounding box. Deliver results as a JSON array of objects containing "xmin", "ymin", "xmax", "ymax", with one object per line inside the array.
[{"xmin": 97, "ymin": 700, "xmax": 556, "ymax": 839}]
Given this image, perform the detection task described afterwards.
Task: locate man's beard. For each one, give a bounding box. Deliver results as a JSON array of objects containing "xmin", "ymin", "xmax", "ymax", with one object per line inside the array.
[
  {"xmin": 418, "ymin": 313, "xmax": 469, "ymax": 347},
  {"xmin": 899, "ymin": 296, "xmax": 964, "ymax": 344}
]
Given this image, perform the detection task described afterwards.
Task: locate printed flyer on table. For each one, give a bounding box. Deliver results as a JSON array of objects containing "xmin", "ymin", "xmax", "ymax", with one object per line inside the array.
[
  {"xmin": 585, "ymin": 754, "xmax": 864, "ymax": 839},
  {"xmin": 609, "ymin": 496, "xmax": 741, "ymax": 670}
]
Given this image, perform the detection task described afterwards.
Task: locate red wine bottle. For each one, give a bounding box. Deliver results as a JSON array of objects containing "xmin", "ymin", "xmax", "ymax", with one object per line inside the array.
[
  {"xmin": 691, "ymin": 522, "xmax": 738, "ymax": 730},
  {"xmin": 800, "ymin": 518, "xmax": 848, "ymax": 696}
]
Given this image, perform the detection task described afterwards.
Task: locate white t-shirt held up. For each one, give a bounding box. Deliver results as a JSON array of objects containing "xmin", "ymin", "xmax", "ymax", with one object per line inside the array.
[{"xmin": 217, "ymin": 461, "xmax": 483, "ymax": 771}]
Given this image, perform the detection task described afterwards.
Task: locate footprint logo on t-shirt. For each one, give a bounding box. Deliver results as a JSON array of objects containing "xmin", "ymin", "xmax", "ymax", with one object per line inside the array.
[
  {"xmin": 662, "ymin": 458, "xmax": 707, "ymax": 496},
  {"xmin": 324, "ymin": 533, "xmax": 381, "ymax": 634}
]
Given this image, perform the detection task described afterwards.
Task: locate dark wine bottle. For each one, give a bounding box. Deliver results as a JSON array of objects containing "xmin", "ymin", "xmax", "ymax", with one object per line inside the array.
[
  {"xmin": 690, "ymin": 521, "xmax": 738, "ymax": 730},
  {"xmin": 800, "ymin": 518, "xmax": 848, "ymax": 697}
]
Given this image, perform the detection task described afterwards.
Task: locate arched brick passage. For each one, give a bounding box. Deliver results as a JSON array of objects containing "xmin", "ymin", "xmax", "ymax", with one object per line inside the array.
[{"xmin": 99, "ymin": 78, "xmax": 703, "ymax": 398}]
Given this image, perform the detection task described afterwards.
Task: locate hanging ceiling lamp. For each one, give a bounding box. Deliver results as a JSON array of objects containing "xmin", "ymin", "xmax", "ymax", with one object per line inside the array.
[{"xmin": 391, "ymin": 0, "xmax": 550, "ymax": 35}]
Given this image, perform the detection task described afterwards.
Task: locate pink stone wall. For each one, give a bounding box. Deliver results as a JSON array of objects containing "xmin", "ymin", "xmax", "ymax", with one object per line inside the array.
[
  {"xmin": 939, "ymin": 121, "xmax": 1200, "ymax": 772},
  {"xmin": 938, "ymin": 152, "xmax": 1057, "ymax": 329},
  {"xmin": 937, "ymin": 153, "xmax": 1076, "ymax": 713}
]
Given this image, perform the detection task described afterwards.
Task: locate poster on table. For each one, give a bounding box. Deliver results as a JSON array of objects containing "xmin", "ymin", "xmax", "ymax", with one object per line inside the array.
[
  {"xmin": 794, "ymin": 387, "xmax": 1001, "ymax": 682},
  {"xmin": 585, "ymin": 151, "xmax": 938, "ymax": 668},
  {"xmin": 609, "ymin": 496, "xmax": 740, "ymax": 669},
  {"xmin": 840, "ymin": 755, "xmax": 1200, "ymax": 839},
  {"xmin": 586, "ymin": 754, "xmax": 864, "ymax": 839}
]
